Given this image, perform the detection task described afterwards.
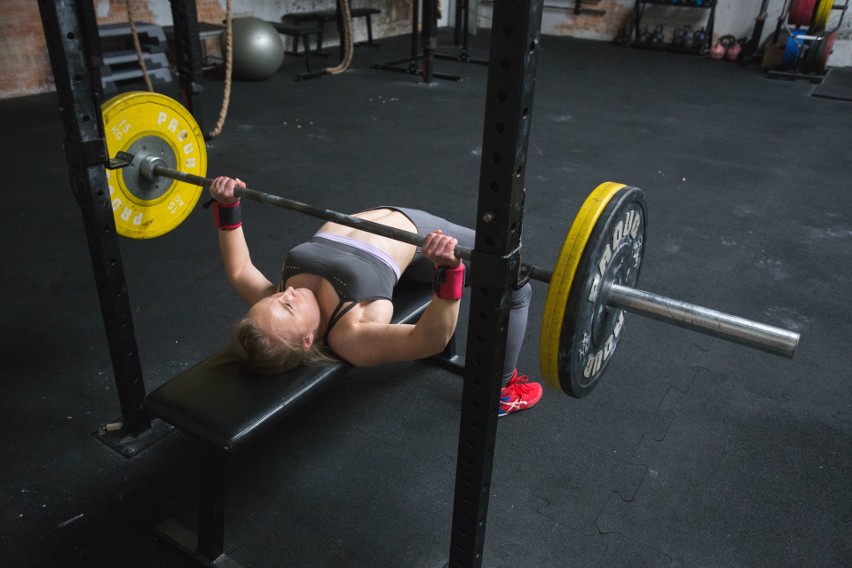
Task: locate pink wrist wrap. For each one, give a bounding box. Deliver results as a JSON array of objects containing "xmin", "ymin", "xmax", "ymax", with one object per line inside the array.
[
  {"xmin": 432, "ymin": 263, "xmax": 465, "ymax": 300},
  {"xmin": 213, "ymin": 200, "xmax": 241, "ymax": 230}
]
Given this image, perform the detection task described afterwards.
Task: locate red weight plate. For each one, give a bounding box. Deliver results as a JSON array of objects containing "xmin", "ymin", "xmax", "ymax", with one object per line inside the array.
[{"xmin": 788, "ymin": 0, "xmax": 818, "ymax": 27}]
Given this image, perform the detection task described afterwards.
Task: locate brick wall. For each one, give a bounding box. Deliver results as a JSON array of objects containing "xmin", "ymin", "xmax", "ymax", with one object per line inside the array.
[
  {"xmin": 0, "ymin": 0, "xmax": 226, "ymax": 100},
  {"xmin": 0, "ymin": 0, "xmax": 55, "ymax": 98}
]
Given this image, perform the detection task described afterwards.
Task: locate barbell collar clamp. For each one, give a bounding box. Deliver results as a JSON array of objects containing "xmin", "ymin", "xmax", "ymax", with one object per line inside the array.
[
  {"xmin": 139, "ymin": 155, "xmax": 167, "ymax": 183},
  {"xmin": 604, "ymin": 282, "xmax": 800, "ymax": 359}
]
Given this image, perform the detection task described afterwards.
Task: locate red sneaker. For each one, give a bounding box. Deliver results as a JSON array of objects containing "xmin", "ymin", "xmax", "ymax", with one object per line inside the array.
[{"xmin": 498, "ymin": 370, "xmax": 543, "ymax": 417}]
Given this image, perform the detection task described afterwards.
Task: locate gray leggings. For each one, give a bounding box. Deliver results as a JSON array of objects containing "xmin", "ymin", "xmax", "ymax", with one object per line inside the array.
[{"xmin": 391, "ymin": 207, "xmax": 532, "ymax": 386}]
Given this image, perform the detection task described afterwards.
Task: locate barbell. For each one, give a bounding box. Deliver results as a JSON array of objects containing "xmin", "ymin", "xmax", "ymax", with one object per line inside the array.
[{"xmin": 100, "ymin": 91, "xmax": 800, "ymax": 398}]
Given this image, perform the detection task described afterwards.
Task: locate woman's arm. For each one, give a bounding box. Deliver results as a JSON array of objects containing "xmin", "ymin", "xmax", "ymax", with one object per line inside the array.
[
  {"xmin": 331, "ymin": 230, "xmax": 463, "ymax": 366},
  {"xmin": 210, "ymin": 176, "xmax": 277, "ymax": 306}
]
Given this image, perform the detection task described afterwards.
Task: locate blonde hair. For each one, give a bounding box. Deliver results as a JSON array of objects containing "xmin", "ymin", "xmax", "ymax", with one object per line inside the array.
[{"xmin": 230, "ymin": 316, "xmax": 338, "ymax": 375}]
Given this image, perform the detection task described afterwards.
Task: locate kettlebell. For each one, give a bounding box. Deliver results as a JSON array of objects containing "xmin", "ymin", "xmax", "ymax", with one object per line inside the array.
[
  {"xmin": 673, "ymin": 27, "xmax": 692, "ymax": 48},
  {"xmin": 714, "ymin": 34, "xmax": 736, "ymax": 59},
  {"xmin": 690, "ymin": 28, "xmax": 707, "ymax": 51},
  {"xmin": 726, "ymin": 40, "xmax": 742, "ymax": 61},
  {"xmin": 710, "ymin": 42, "xmax": 726, "ymax": 60}
]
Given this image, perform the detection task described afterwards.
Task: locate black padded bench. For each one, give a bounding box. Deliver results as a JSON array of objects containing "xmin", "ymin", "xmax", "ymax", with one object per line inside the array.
[
  {"xmin": 266, "ymin": 21, "xmax": 322, "ymax": 74},
  {"xmin": 144, "ymin": 280, "xmax": 461, "ymax": 566},
  {"xmin": 281, "ymin": 6, "xmax": 381, "ymax": 55}
]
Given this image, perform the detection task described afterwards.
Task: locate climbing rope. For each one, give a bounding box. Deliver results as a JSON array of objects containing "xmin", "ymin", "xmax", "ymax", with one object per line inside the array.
[
  {"xmin": 207, "ymin": 0, "xmax": 233, "ymax": 139},
  {"xmin": 325, "ymin": 0, "xmax": 355, "ymax": 75},
  {"xmin": 125, "ymin": 0, "xmax": 153, "ymax": 91}
]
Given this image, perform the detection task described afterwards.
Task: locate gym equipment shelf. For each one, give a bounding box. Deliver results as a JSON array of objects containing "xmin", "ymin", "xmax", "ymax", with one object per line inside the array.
[
  {"xmin": 767, "ymin": 0, "xmax": 849, "ymax": 82},
  {"xmin": 631, "ymin": 0, "xmax": 716, "ymax": 55},
  {"xmin": 98, "ymin": 22, "xmax": 173, "ymax": 92}
]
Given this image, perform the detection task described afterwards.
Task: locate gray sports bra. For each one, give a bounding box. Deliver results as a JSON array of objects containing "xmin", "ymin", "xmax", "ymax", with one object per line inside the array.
[{"xmin": 280, "ymin": 234, "xmax": 401, "ymax": 338}]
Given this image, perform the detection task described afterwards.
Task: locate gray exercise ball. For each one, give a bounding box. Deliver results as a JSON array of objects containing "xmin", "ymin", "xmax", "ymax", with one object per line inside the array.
[{"xmin": 231, "ymin": 17, "xmax": 284, "ymax": 81}]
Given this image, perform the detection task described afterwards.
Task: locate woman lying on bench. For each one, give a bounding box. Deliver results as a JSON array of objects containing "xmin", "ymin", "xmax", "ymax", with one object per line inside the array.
[{"xmin": 209, "ymin": 176, "xmax": 542, "ymax": 417}]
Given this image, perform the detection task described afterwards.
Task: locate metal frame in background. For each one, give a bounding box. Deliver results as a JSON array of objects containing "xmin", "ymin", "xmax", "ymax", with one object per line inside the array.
[
  {"xmin": 168, "ymin": 0, "xmax": 208, "ymax": 135},
  {"xmin": 370, "ymin": 0, "xmax": 462, "ymax": 82},
  {"xmin": 437, "ymin": 0, "xmax": 490, "ymax": 65}
]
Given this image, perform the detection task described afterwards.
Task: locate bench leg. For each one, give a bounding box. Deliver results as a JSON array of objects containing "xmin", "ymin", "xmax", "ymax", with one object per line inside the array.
[
  {"xmin": 355, "ymin": 15, "xmax": 381, "ymax": 48},
  {"xmin": 198, "ymin": 447, "xmax": 227, "ymax": 559},
  {"xmin": 364, "ymin": 15, "xmax": 379, "ymax": 47},
  {"xmin": 302, "ymin": 35, "xmax": 313, "ymax": 73},
  {"xmin": 316, "ymin": 26, "xmax": 325, "ymax": 55},
  {"xmin": 154, "ymin": 445, "xmax": 242, "ymax": 567},
  {"xmin": 432, "ymin": 333, "xmax": 465, "ymax": 375}
]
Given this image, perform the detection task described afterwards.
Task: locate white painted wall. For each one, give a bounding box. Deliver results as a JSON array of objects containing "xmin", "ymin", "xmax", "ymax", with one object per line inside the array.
[{"xmin": 828, "ymin": 7, "xmax": 852, "ymax": 66}]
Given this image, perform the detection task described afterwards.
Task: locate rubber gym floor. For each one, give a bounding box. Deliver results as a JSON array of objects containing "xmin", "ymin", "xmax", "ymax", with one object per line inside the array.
[{"xmin": 2, "ymin": 30, "xmax": 851, "ymax": 568}]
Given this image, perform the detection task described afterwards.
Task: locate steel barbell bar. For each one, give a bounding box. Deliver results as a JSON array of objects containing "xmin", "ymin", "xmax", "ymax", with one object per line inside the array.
[{"xmin": 125, "ymin": 153, "xmax": 800, "ymax": 362}]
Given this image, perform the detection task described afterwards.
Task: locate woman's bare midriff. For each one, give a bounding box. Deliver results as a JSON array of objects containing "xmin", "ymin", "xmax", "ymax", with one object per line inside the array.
[{"xmin": 316, "ymin": 208, "xmax": 419, "ymax": 271}]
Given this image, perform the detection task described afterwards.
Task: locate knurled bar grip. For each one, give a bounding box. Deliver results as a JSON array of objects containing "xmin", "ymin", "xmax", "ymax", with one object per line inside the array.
[{"xmin": 152, "ymin": 163, "xmax": 550, "ymax": 280}]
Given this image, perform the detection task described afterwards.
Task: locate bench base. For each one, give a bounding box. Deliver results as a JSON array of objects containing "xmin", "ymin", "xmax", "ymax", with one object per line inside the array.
[
  {"xmin": 92, "ymin": 414, "xmax": 173, "ymax": 458},
  {"xmin": 152, "ymin": 350, "xmax": 462, "ymax": 567},
  {"xmin": 156, "ymin": 519, "xmax": 243, "ymax": 568},
  {"xmin": 155, "ymin": 518, "xmax": 243, "ymax": 568},
  {"xmin": 145, "ymin": 282, "xmax": 461, "ymax": 566}
]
